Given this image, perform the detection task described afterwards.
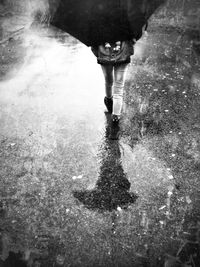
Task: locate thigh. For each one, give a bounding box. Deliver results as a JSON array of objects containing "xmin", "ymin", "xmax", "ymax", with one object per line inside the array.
[
  {"xmin": 101, "ymin": 64, "xmax": 114, "ymax": 83},
  {"xmin": 114, "ymin": 63, "xmax": 129, "ymax": 83}
]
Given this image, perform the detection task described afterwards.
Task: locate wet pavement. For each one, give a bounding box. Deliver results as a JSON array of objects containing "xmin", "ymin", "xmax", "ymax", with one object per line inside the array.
[{"xmin": 1, "ymin": 3, "xmax": 200, "ymax": 267}]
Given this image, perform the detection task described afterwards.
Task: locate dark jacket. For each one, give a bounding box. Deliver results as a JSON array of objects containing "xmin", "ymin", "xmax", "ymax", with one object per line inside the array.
[{"xmin": 91, "ymin": 40, "xmax": 134, "ymax": 65}]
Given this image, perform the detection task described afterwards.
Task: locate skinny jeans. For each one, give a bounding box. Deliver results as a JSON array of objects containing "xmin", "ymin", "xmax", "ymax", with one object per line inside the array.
[{"xmin": 101, "ymin": 63, "xmax": 129, "ymax": 116}]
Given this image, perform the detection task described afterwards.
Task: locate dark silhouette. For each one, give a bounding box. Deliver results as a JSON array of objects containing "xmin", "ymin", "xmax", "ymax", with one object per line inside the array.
[
  {"xmin": 50, "ymin": 0, "xmax": 166, "ymax": 47},
  {"xmin": 73, "ymin": 113, "xmax": 138, "ymax": 211}
]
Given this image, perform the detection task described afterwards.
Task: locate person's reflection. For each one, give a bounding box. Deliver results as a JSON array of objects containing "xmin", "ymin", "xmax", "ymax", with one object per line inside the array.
[{"xmin": 73, "ymin": 113, "xmax": 138, "ymax": 211}]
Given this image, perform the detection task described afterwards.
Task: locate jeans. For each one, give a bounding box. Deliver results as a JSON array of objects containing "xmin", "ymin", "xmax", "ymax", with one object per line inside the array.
[{"xmin": 101, "ymin": 63, "xmax": 129, "ymax": 116}]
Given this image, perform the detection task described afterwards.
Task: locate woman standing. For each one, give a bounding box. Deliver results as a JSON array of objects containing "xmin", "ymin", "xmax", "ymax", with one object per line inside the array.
[{"xmin": 91, "ymin": 39, "xmax": 135, "ymax": 139}]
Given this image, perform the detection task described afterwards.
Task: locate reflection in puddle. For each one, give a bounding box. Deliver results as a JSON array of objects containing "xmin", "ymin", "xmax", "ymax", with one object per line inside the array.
[{"xmin": 73, "ymin": 113, "xmax": 138, "ymax": 211}]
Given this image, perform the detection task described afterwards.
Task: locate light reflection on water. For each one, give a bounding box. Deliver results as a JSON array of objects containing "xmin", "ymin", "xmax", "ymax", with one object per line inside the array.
[
  {"xmin": 0, "ymin": 29, "xmax": 105, "ymax": 139},
  {"xmin": 0, "ymin": 28, "xmax": 176, "ymax": 197}
]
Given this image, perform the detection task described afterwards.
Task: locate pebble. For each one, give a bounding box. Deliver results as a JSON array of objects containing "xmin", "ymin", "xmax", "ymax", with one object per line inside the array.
[
  {"xmin": 72, "ymin": 175, "xmax": 83, "ymax": 180},
  {"xmin": 186, "ymin": 196, "xmax": 192, "ymax": 204},
  {"xmin": 159, "ymin": 205, "xmax": 166, "ymax": 210},
  {"xmin": 10, "ymin": 143, "xmax": 16, "ymax": 147}
]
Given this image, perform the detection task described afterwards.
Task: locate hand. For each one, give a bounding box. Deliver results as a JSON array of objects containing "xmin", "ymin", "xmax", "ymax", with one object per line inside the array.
[{"xmin": 132, "ymin": 38, "xmax": 137, "ymax": 45}]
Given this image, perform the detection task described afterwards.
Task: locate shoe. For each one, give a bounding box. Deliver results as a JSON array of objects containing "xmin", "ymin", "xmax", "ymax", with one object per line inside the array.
[
  {"xmin": 104, "ymin": 97, "xmax": 113, "ymax": 113},
  {"xmin": 111, "ymin": 114, "xmax": 120, "ymax": 124},
  {"xmin": 109, "ymin": 114, "xmax": 120, "ymax": 140}
]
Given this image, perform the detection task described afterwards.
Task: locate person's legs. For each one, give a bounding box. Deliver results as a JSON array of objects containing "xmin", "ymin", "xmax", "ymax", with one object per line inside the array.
[
  {"xmin": 101, "ymin": 64, "xmax": 114, "ymax": 113},
  {"xmin": 101, "ymin": 64, "xmax": 113, "ymax": 98},
  {"xmin": 112, "ymin": 63, "xmax": 129, "ymax": 117}
]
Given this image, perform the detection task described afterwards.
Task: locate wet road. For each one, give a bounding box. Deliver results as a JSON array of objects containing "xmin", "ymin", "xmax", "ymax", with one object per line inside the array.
[{"xmin": 0, "ymin": 17, "xmax": 200, "ymax": 267}]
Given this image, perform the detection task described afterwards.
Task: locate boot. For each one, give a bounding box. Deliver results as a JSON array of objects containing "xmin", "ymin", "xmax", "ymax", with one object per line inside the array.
[{"xmin": 104, "ymin": 97, "xmax": 113, "ymax": 113}]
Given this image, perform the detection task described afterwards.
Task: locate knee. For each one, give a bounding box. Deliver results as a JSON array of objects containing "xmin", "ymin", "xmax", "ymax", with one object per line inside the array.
[
  {"xmin": 103, "ymin": 73, "xmax": 113, "ymax": 85},
  {"xmin": 115, "ymin": 73, "xmax": 125, "ymax": 85},
  {"xmin": 105, "ymin": 77, "xmax": 113, "ymax": 86},
  {"xmin": 102, "ymin": 66, "xmax": 113, "ymax": 85},
  {"xmin": 114, "ymin": 79, "xmax": 124, "ymax": 88},
  {"xmin": 113, "ymin": 84, "xmax": 123, "ymax": 97},
  {"xmin": 113, "ymin": 93, "xmax": 123, "ymax": 99}
]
